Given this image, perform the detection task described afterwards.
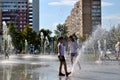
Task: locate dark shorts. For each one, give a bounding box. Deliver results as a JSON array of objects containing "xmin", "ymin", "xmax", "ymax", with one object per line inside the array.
[
  {"xmin": 71, "ymin": 53, "xmax": 77, "ymax": 57},
  {"xmin": 58, "ymin": 56, "xmax": 65, "ymax": 62}
]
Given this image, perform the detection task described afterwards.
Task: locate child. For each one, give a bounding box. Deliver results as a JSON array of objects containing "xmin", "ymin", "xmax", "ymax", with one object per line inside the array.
[
  {"xmin": 68, "ymin": 36, "xmax": 78, "ymax": 65},
  {"xmin": 58, "ymin": 37, "xmax": 71, "ymax": 76},
  {"xmin": 115, "ymin": 40, "xmax": 120, "ymax": 60}
]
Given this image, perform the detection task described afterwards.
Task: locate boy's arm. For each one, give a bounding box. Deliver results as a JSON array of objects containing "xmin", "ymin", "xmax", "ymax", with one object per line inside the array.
[{"xmin": 58, "ymin": 45, "xmax": 61, "ymax": 56}]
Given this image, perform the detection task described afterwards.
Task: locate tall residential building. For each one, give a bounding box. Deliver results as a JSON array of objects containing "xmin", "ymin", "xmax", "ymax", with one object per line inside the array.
[
  {"xmin": 0, "ymin": 2, "xmax": 2, "ymax": 34},
  {"xmin": 0, "ymin": 0, "xmax": 29, "ymax": 32},
  {"xmin": 32, "ymin": 0, "xmax": 39, "ymax": 33},
  {"xmin": 65, "ymin": 0, "xmax": 101, "ymax": 37},
  {"xmin": 28, "ymin": 3, "xmax": 33, "ymax": 27}
]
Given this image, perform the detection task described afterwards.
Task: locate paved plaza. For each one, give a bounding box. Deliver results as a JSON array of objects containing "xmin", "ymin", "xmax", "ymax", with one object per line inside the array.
[{"xmin": 0, "ymin": 54, "xmax": 119, "ymax": 80}]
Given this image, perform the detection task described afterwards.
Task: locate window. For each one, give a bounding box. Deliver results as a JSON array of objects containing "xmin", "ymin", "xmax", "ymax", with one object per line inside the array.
[
  {"xmin": 20, "ymin": 25, "xmax": 22, "ymax": 28},
  {"xmin": 92, "ymin": 1, "xmax": 100, "ymax": 4},
  {"xmin": 76, "ymin": 5, "xmax": 79, "ymax": 8},
  {"xmin": 92, "ymin": 6, "xmax": 101, "ymax": 9},
  {"xmin": 92, "ymin": 9, "xmax": 101, "ymax": 13}
]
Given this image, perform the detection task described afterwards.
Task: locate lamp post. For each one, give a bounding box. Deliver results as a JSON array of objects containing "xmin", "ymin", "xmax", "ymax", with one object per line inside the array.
[{"xmin": 40, "ymin": 32, "xmax": 44, "ymax": 54}]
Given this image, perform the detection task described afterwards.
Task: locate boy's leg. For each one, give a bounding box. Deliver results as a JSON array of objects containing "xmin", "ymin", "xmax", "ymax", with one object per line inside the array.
[
  {"xmin": 58, "ymin": 56, "xmax": 65, "ymax": 76},
  {"xmin": 59, "ymin": 62, "xmax": 62, "ymax": 74},
  {"xmin": 63, "ymin": 60, "xmax": 71, "ymax": 76},
  {"xmin": 63, "ymin": 61, "xmax": 67, "ymax": 73}
]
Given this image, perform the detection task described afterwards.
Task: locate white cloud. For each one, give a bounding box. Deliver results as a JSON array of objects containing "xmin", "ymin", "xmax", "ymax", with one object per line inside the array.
[
  {"xmin": 53, "ymin": 22, "xmax": 64, "ymax": 29},
  {"xmin": 103, "ymin": 14, "xmax": 120, "ymax": 21},
  {"xmin": 103, "ymin": 14, "xmax": 120, "ymax": 28},
  {"xmin": 48, "ymin": 0, "xmax": 113, "ymax": 6},
  {"xmin": 48, "ymin": 0, "xmax": 78, "ymax": 6},
  {"xmin": 102, "ymin": 2, "xmax": 113, "ymax": 6}
]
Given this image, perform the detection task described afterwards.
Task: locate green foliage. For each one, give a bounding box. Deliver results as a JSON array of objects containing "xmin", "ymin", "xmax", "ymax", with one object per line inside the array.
[
  {"xmin": 23, "ymin": 24, "xmax": 37, "ymax": 45},
  {"xmin": 38, "ymin": 29, "xmax": 52, "ymax": 46},
  {"xmin": 8, "ymin": 22, "xmax": 53, "ymax": 52},
  {"xmin": 8, "ymin": 21, "xmax": 16, "ymax": 36},
  {"xmin": 39, "ymin": 29, "xmax": 52, "ymax": 38},
  {"xmin": 54, "ymin": 24, "xmax": 68, "ymax": 38},
  {"xmin": 105, "ymin": 24, "xmax": 120, "ymax": 49},
  {"xmin": 8, "ymin": 22, "xmax": 24, "ymax": 50}
]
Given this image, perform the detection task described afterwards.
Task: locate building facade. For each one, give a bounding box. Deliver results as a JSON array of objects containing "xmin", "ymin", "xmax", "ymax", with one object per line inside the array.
[
  {"xmin": 28, "ymin": 2, "xmax": 33, "ymax": 27},
  {"xmin": 0, "ymin": 0, "xmax": 29, "ymax": 32},
  {"xmin": 65, "ymin": 0, "xmax": 101, "ymax": 37},
  {"xmin": 32, "ymin": 0, "xmax": 39, "ymax": 33},
  {"xmin": 0, "ymin": 2, "xmax": 2, "ymax": 34}
]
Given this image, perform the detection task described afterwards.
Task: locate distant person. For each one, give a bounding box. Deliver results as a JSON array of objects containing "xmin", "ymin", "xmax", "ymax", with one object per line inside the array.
[
  {"xmin": 115, "ymin": 40, "xmax": 120, "ymax": 60},
  {"xmin": 68, "ymin": 36, "xmax": 78, "ymax": 65},
  {"xmin": 57, "ymin": 37, "xmax": 71, "ymax": 76},
  {"xmin": 100, "ymin": 48, "xmax": 110, "ymax": 60},
  {"xmin": 30, "ymin": 44, "xmax": 34, "ymax": 54}
]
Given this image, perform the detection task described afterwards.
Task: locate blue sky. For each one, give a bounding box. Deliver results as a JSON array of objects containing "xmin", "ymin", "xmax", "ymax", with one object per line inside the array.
[{"xmin": 40, "ymin": 0, "xmax": 120, "ymax": 36}]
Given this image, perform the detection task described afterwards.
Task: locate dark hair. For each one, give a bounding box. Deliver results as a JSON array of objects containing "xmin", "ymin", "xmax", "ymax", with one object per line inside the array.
[
  {"xmin": 69, "ymin": 36, "xmax": 74, "ymax": 42},
  {"xmin": 58, "ymin": 37, "xmax": 64, "ymax": 41}
]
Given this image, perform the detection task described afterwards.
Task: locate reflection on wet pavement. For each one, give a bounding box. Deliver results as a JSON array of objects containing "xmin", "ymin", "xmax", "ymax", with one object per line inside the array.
[
  {"xmin": 0, "ymin": 55, "xmax": 57, "ymax": 80},
  {"xmin": 0, "ymin": 54, "xmax": 120, "ymax": 80}
]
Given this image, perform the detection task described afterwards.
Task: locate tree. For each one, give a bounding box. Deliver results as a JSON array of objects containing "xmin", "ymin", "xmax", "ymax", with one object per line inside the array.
[
  {"xmin": 8, "ymin": 22, "xmax": 24, "ymax": 50},
  {"xmin": 54, "ymin": 24, "xmax": 68, "ymax": 37},
  {"xmin": 39, "ymin": 29, "xmax": 52, "ymax": 38},
  {"xmin": 38, "ymin": 29, "xmax": 52, "ymax": 53},
  {"xmin": 23, "ymin": 24, "xmax": 37, "ymax": 45},
  {"xmin": 38, "ymin": 29, "xmax": 52, "ymax": 46},
  {"xmin": 105, "ymin": 25, "xmax": 120, "ymax": 49}
]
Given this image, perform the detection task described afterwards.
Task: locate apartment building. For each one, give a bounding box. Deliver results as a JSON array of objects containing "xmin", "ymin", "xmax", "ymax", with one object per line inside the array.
[
  {"xmin": 65, "ymin": 0, "xmax": 101, "ymax": 37},
  {"xmin": 32, "ymin": 0, "xmax": 39, "ymax": 33},
  {"xmin": 0, "ymin": 0, "xmax": 29, "ymax": 32}
]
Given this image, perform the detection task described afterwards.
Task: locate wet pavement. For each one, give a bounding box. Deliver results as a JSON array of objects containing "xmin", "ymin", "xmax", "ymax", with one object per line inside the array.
[{"xmin": 0, "ymin": 54, "xmax": 120, "ymax": 80}]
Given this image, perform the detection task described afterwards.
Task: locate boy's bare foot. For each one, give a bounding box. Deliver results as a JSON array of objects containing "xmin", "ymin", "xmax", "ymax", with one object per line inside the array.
[
  {"xmin": 59, "ymin": 73, "xmax": 65, "ymax": 76},
  {"xmin": 66, "ymin": 72, "xmax": 71, "ymax": 77}
]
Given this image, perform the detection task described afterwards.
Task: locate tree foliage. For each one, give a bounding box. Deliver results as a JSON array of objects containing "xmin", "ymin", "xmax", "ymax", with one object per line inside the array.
[
  {"xmin": 38, "ymin": 29, "xmax": 52, "ymax": 46},
  {"xmin": 54, "ymin": 24, "xmax": 68, "ymax": 38},
  {"xmin": 8, "ymin": 22, "xmax": 24, "ymax": 50},
  {"xmin": 23, "ymin": 24, "xmax": 37, "ymax": 45},
  {"xmin": 105, "ymin": 24, "xmax": 120, "ymax": 49}
]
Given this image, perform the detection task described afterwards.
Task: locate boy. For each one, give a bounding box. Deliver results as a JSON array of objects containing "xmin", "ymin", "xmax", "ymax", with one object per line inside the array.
[{"xmin": 58, "ymin": 37, "xmax": 71, "ymax": 76}]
